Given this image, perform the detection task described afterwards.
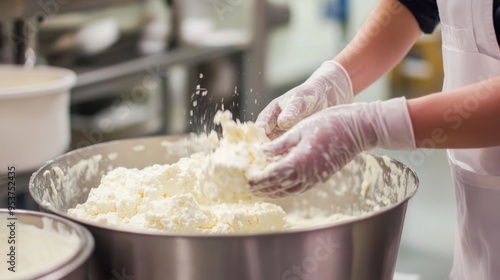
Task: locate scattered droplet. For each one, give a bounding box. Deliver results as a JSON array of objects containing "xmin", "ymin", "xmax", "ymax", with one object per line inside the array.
[
  {"xmin": 193, "ymin": 100, "xmax": 198, "ymax": 107},
  {"xmin": 190, "ymin": 110, "xmax": 193, "ymax": 117},
  {"xmin": 202, "ymin": 90, "xmax": 208, "ymax": 96},
  {"xmin": 195, "ymin": 90, "xmax": 200, "ymax": 95},
  {"xmin": 199, "ymin": 73, "xmax": 204, "ymax": 78}
]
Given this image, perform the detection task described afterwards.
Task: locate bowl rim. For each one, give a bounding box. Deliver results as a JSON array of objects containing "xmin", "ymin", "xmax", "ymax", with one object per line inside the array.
[
  {"xmin": 0, "ymin": 65, "xmax": 76, "ymax": 99},
  {"xmin": 28, "ymin": 135, "xmax": 419, "ymax": 238},
  {"xmin": 0, "ymin": 209, "xmax": 94, "ymax": 279}
]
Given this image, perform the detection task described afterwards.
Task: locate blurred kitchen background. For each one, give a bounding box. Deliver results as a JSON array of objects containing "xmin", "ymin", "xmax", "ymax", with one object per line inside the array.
[{"xmin": 0, "ymin": 0, "xmax": 453, "ymax": 278}]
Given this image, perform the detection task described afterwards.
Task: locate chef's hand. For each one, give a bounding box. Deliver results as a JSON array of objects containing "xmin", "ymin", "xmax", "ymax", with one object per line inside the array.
[
  {"xmin": 249, "ymin": 97, "xmax": 415, "ymax": 198},
  {"xmin": 256, "ymin": 61, "xmax": 353, "ymax": 139}
]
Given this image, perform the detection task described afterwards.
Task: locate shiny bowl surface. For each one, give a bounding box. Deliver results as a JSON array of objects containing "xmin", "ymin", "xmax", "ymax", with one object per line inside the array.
[{"xmin": 29, "ymin": 135, "xmax": 418, "ymax": 280}]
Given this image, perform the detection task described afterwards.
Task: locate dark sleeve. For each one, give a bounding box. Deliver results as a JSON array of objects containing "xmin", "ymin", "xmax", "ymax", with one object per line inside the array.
[{"xmin": 398, "ymin": 0, "xmax": 440, "ymax": 34}]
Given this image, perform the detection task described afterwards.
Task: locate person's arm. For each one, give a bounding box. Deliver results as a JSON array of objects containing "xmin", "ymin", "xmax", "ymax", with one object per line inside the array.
[
  {"xmin": 409, "ymin": 76, "xmax": 500, "ymax": 148},
  {"xmin": 255, "ymin": 0, "xmax": 422, "ymax": 138},
  {"xmin": 334, "ymin": 0, "xmax": 422, "ymax": 94},
  {"xmin": 249, "ymin": 78, "xmax": 500, "ymax": 197}
]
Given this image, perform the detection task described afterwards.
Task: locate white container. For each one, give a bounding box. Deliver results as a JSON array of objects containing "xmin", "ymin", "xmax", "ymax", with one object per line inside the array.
[
  {"xmin": 0, "ymin": 65, "xmax": 76, "ymax": 174},
  {"xmin": 0, "ymin": 209, "xmax": 94, "ymax": 280}
]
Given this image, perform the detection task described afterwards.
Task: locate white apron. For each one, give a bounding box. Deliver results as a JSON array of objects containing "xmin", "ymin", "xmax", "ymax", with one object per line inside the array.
[{"xmin": 436, "ymin": 0, "xmax": 500, "ymax": 279}]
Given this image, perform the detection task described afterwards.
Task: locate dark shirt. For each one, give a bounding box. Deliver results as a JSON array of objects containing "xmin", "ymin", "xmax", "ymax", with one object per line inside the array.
[{"xmin": 399, "ymin": 0, "xmax": 500, "ymax": 45}]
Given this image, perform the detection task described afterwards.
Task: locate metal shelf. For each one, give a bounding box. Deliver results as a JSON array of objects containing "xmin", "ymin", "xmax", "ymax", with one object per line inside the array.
[
  {"xmin": 74, "ymin": 44, "xmax": 249, "ymax": 88},
  {"xmin": 1, "ymin": 0, "xmax": 266, "ymax": 116},
  {"xmin": 1, "ymin": 0, "xmax": 267, "ymax": 130},
  {"xmin": 0, "ymin": 0, "xmax": 146, "ymax": 21}
]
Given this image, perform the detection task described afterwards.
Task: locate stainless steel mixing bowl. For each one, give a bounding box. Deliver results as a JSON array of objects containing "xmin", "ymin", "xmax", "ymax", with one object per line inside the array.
[
  {"xmin": 0, "ymin": 209, "xmax": 94, "ymax": 280},
  {"xmin": 29, "ymin": 135, "xmax": 418, "ymax": 280}
]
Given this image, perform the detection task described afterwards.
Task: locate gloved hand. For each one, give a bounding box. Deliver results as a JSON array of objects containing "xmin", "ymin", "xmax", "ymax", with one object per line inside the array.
[
  {"xmin": 249, "ymin": 97, "xmax": 415, "ymax": 198},
  {"xmin": 256, "ymin": 61, "xmax": 353, "ymax": 139}
]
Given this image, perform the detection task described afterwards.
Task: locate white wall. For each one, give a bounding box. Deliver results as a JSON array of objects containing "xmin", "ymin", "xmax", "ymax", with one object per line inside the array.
[
  {"xmin": 266, "ymin": 0, "xmax": 340, "ymax": 89},
  {"xmin": 266, "ymin": 0, "xmax": 389, "ymax": 102}
]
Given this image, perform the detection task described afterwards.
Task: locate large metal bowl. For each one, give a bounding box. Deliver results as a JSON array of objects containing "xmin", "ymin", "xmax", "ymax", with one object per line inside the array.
[
  {"xmin": 29, "ymin": 135, "xmax": 418, "ymax": 280},
  {"xmin": 0, "ymin": 209, "xmax": 94, "ymax": 280}
]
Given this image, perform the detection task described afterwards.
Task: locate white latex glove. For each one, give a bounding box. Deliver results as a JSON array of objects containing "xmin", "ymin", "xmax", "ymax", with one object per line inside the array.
[
  {"xmin": 256, "ymin": 61, "xmax": 353, "ymax": 139},
  {"xmin": 249, "ymin": 97, "xmax": 415, "ymax": 198}
]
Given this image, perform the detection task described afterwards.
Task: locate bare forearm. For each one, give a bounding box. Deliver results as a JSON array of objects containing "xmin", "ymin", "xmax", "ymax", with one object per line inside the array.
[
  {"xmin": 408, "ymin": 76, "xmax": 500, "ymax": 148},
  {"xmin": 334, "ymin": 0, "xmax": 421, "ymax": 94}
]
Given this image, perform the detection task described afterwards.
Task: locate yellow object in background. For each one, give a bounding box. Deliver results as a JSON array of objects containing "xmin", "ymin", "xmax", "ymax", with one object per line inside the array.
[{"xmin": 391, "ymin": 30, "xmax": 444, "ymax": 98}]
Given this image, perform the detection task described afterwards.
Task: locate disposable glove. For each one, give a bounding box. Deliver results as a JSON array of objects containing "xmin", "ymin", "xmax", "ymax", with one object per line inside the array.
[
  {"xmin": 256, "ymin": 61, "xmax": 353, "ymax": 139},
  {"xmin": 249, "ymin": 97, "xmax": 415, "ymax": 198}
]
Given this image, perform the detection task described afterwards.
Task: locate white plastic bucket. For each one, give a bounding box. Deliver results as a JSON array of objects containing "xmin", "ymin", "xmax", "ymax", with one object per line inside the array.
[{"xmin": 0, "ymin": 65, "xmax": 76, "ymax": 174}]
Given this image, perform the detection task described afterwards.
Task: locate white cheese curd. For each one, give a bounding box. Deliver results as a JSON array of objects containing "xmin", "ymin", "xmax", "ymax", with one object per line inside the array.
[
  {"xmin": 68, "ymin": 111, "xmax": 289, "ymax": 233},
  {"xmin": 67, "ymin": 111, "xmax": 394, "ymax": 233}
]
